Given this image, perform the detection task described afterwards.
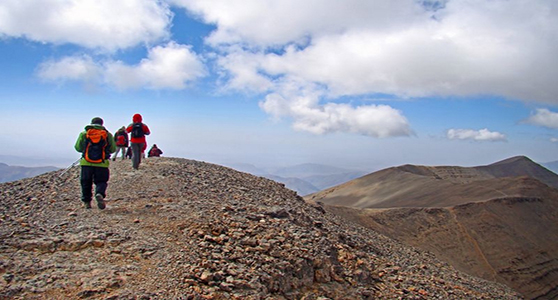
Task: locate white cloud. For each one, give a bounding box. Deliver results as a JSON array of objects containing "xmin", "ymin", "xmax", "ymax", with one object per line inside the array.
[
  {"xmin": 215, "ymin": 47, "xmax": 414, "ymax": 137},
  {"xmin": 215, "ymin": 47, "xmax": 273, "ymax": 92},
  {"xmin": 167, "ymin": 0, "xmax": 558, "ymax": 136},
  {"xmin": 446, "ymin": 128, "xmax": 507, "ymax": 142},
  {"xmin": 37, "ymin": 42, "xmax": 207, "ymax": 90},
  {"xmin": 259, "ymin": 79, "xmax": 412, "ymax": 137},
  {"xmin": 0, "ymin": 0, "xmax": 171, "ymax": 51},
  {"xmin": 8, "ymin": 0, "xmax": 558, "ymax": 138},
  {"xmin": 105, "ymin": 42, "xmax": 207, "ymax": 90},
  {"xmin": 172, "ymin": 0, "xmax": 427, "ymax": 47},
  {"xmin": 37, "ymin": 55, "xmax": 101, "ymax": 82},
  {"xmin": 551, "ymin": 137, "xmax": 558, "ymax": 143},
  {"xmin": 523, "ymin": 108, "xmax": 558, "ymax": 129},
  {"xmin": 175, "ymin": 0, "xmax": 558, "ymax": 104}
]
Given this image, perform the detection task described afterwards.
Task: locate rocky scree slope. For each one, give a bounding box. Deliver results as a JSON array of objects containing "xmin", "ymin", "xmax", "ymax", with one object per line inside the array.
[
  {"xmin": 0, "ymin": 158, "xmax": 520, "ymax": 299},
  {"xmin": 324, "ymin": 190, "xmax": 558, "ymax": 299}
]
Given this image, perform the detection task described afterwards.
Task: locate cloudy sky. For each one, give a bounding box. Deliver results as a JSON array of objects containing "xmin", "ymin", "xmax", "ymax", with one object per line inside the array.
[{"xmin": 1, "ymin": 0, "xmax": 557, "ymax": 171}]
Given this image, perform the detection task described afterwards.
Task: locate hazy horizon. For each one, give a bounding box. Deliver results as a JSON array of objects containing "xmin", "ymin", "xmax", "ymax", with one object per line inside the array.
[{"xmin": 2, "ymin": 153, "xmax": 556, "ymax": 173}]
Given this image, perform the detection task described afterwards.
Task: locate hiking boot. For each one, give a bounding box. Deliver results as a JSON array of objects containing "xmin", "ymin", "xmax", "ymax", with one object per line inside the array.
[
  {"xmin": 95, "ymin": 193, "xmax": 106, "ymax": 210},
  {"xmin": 84, "ymin": 201, "xmax": 92, "ymax": 209}
]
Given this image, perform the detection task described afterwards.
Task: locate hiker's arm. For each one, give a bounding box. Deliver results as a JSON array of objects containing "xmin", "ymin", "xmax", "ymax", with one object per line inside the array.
[
  {"xmin": 74, "ymin": 132, "xmax": 85, "ymax": 153},
  {"xmin": 107, "ymin": 133, "xmax": 117, "ymax": 153},
  {"xmin": 143, "ymin": 124, "xmax": 150, "ymax": 135}
]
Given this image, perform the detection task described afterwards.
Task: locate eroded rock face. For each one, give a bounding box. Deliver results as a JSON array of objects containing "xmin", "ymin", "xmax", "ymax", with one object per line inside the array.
[
  {"xmin": 338, "ymin": 196, "xmax": 558, "ymax": 300},
  {"xmin": 0, "ymin": 158, "xmax": 519, "ymax": 299}
]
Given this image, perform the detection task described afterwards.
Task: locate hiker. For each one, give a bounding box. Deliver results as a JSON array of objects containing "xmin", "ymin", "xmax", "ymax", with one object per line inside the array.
[
  {"xmin": 74, "ymin": 117, "xmax": 116, "ymax": 209},
  {"xmin": 148, "ymin": 144, "xmax": 163, "ymax": 157},
  {"xmin": 126, "ymin": 113, "xmax": 150, "ymax": 170},
  {"xmin": 113, "ymin": 126, "xmax": 129, "ymax": 161}
]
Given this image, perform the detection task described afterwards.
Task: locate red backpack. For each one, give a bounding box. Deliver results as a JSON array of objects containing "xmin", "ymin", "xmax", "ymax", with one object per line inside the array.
[{"xmin": 116, "ymin": 134, "xmax": 126, "ymax": 146}]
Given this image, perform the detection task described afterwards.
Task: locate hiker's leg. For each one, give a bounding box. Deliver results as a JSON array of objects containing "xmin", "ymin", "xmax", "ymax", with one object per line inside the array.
[
  {"xmin": 112, "ymin": 148, "xmax": 119, "ymax": 161},
  {"xmin": 131, "ymin": 143, "xmax": 141, "ymax": 169},
  {"xmin": 131, "ymin": 144, "xmax": 137, "ymax": 168},
  {"xmin": 140, "ymin": 143, "xmax": 145, "ymax": 163},
  {"xmin": 93, "ymin": 167, "xmax": 110, "ymax": 198},
  {"xmin": 80, "ymin": 166, "xmax": 94, "ymax": 202},
  {"xmin": 121, "ymin": 147, "xmax": 127, "ymax": 159},
  {"xmin": 141, "ymin": 143, "xmax": 146, "ymax": 159}
]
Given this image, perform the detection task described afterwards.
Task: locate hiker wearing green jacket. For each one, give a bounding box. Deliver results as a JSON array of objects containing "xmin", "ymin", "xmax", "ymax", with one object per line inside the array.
[{"xmin": 74, "ymin": 117, "xmax": 116, "ymax": 209}]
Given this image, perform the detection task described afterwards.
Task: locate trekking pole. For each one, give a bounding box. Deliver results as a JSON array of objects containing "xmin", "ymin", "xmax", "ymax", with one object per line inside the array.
[{"xmin": 59, "ymin": 158, "xmax": 81, "ymax": 178}]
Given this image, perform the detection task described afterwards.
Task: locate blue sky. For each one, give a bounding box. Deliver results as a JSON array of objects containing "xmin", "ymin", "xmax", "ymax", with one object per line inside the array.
[{"xmin": 1, "ymin": 0, "xmax": 557, "ymax": 171}]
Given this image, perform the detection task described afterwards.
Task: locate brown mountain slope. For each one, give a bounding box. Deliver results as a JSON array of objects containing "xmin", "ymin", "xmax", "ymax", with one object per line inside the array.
[
  {"xmin": 306, "ymin": 155, "xmax": 558, "ymax": 208},
  {"xmin": 478, "ymin": 156, "xmax": 558, "ymax": 189},
  {"xmin": 304, "ymin": 156, "xmax": 558, "ymax": 299},
  {"xmin": 0, "ymin": 158, "xmax": 519, "ymax": 299},
  {"xmin": 324, "ymin": 189, "xmax": 558, "ymax": 299}
]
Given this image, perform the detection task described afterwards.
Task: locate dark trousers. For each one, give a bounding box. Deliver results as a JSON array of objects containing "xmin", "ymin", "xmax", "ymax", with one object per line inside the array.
[
  {"xmin": 80, "ymin": 166, "xmax": 110, "ymax": 202},
  {"xmin": 131, "ymin": 142, "xmax": 144, "ymax": 170}
]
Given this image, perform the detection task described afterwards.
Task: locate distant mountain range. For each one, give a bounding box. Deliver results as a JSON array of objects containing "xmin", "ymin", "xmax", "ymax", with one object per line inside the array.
[
  {"xmin": 230, "ymin": 158, "xmax": 558, "ymax": 197},
  {"xmin": 0, "ymin": 154, "xmax": 72, "ymax": 168},
  {"xmin": 0, "ymin": 158, "xmax": 367, "ymax": 195},
  {"xmin": 305, "ymin": 156, "xmax": 558, "ymax": 299},
  {"xmin": 0, "ymin": 162, "xmax": 59, "ymax": 183},
  {"xmin": 308, "ymin": 155, "xmax": 558, "ymax": 208},
  {"xmin": 227, "ymin": 163, "xmax": 367, "ymax": 196}
]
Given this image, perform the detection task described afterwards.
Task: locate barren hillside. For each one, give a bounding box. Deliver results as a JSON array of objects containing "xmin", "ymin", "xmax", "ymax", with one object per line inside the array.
[
  {"xmin": 0, "ymin": 157, "xmax": 518, "ymax": 299},
  {"xmin": 305, "ymin": 156, "xmax": 558, "ymax": 299},
  {"xmin": 306, "ymin": 156, "xmax": 558, "ymax": 208}
]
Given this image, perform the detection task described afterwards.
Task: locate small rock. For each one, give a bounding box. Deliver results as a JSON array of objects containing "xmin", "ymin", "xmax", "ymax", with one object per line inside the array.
[{"xmin": 200, "ymin": 270, "xmax": 214, "ymax": 283}]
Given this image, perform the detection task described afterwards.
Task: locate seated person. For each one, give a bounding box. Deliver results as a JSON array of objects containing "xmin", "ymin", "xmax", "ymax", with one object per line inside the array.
[{"xmin": 148, "ymin": 144, "xmax": 163, "ymax": 157}]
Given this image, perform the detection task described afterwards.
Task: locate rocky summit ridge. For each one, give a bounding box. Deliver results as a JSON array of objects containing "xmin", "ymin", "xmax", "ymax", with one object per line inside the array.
[{"xmin": 0, "ymin": 157, "xmax": 519, "ymax": 299}]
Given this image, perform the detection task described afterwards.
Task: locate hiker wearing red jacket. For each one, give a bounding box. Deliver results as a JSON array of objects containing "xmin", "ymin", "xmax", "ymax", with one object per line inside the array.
[
  {"xmin": 126, "ymin": 113, "xmax": 150, "ymax": 170},
  {"xmin": 148, "ymin": 144, "xmax": 163, "ymax": 157}
]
